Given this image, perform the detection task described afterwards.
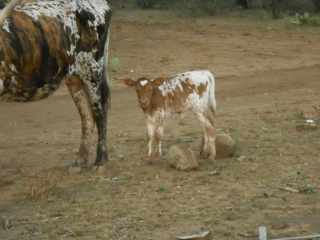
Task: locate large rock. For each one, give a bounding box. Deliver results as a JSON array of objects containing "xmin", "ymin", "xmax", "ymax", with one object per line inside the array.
[
  {"xmin": 300, "ymin": 105, "xmax": 320, "ymax": 119},
  {"xmin": 215, "ymin": 133, "xmax": 236, "ymax": 158},
  {"xmin": 167, "ymin": 144, "xmax": 198, "ymax": 171}
]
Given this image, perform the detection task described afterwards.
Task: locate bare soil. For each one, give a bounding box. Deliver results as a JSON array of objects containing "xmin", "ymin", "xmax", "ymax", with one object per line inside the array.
[{"xmin": 0, "ymin": 9, "xmax": 320, "ymax": 239}]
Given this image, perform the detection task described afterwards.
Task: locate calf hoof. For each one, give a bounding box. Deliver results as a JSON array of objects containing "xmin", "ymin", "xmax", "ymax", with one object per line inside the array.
[
  {"xmin": 92, "ymin": 165, "xmax": 107, "ymax": 174},
  {"xmin": 209, "ymin": 154, "xmax": 216, "ymax": 161},
  {"xmin": 201, "ymin": 150, "xmax": 210, "ymax": 159},
  {"xmin": 146, "ymin": 157, "xmax": 153, "ymax": 165},
  {"xmin": 67, "ymin": 166, "xmax": 83, "ymax": 175}
]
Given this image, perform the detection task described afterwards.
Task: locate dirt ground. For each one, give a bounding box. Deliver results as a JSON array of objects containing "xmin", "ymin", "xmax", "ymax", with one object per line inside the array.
[{"xmin": 1, "ymin": 9, "xmax": 320, "ymax": 240}]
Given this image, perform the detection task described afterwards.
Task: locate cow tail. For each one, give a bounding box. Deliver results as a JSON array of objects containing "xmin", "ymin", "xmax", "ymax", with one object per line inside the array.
[
  {"xmin": 101, "ymin": 26, "xmax": 111, "ymax": 108},
  {"xmin": 209, "ymin": 72, "xmax": 217, "ymax": 114}
]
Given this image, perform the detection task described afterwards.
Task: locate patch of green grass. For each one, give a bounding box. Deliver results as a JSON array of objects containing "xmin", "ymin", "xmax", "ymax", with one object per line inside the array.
[
  {"xmin": 109, "ymin": 57, "xmax": 120, "ymax": 71},
  {"xmin": 174, "ymin": 136, "xmax": 183, "ymax": 143},
  {"xmin": 160, "ymin": 55, "xmax": 171, "ymax": 63},
  {"xmin": 156, "ymin": 184, "xmax": 170, "ymax": 192}
]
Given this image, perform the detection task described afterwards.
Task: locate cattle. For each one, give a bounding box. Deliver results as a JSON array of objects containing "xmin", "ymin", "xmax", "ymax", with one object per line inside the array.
[
  {"xmin": 124, "ymin": 70, "xmax": 216, "ymax": 164},
  {"xmin": 0, "ymin": 0, "xmax": 112, "ymax": 171}
]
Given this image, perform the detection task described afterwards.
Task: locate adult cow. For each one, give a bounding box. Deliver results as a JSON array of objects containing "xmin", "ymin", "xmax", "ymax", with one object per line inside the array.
[{"xmin": 0, "ymin": 0, "xmax": 112, "ymax": 172}]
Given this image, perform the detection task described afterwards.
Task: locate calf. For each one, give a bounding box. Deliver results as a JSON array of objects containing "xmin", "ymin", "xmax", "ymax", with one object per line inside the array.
[
  {"xmin": 124, "ymin": 70, "xmax": 216, "ymax": 164},
  {"xmin": 0, "ymin": 0, "xmax": 111, "ymax": 171}
]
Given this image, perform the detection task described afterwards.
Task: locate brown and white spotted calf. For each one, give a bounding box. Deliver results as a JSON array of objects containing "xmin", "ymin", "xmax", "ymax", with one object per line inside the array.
[
  {"xmin": 0, "ymin": 0, "xmax": 112, "ymax": 170},
  {"xmin": 124, "ymin": 70, "xmax": 216, "ymax": 164}
]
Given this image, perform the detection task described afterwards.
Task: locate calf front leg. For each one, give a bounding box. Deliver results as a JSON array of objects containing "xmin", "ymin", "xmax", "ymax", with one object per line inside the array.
[
  {"xmin": 146, "ymin": 116, "xmax": 157, "ymax": 164},
  {"xmin": 155, "ymin": 121, "xmax": 165, "ymax": 161}
]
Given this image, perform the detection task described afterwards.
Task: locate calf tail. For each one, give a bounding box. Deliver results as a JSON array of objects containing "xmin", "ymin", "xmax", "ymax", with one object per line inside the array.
[
  {"xmin": 208, "ymin": 72, "xmax": 217, "ymax": 114},
  {"xmin": 101, "ymin": 18, "xmax": 112, "ymax": 108}
]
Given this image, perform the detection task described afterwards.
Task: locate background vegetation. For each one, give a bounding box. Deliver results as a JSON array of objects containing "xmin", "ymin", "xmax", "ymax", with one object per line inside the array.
[{"xmin": 109, "ymin": 0, "xmax": 320, "ymax": 19}]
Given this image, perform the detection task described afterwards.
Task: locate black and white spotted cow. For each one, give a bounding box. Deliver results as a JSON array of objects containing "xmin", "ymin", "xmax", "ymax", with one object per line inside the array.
[{"xmin": 0, "ymin": 0, "xmax": 112, "ymax": 171}]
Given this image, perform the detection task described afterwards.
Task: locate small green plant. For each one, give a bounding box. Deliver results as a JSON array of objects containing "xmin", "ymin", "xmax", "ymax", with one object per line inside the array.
[
  {"xmin": 233, "ymin": 139, "xmax": 242, "ymax": 158},
  {"xmin": 109, "ymin": 57, "xmax": 120, "ymax": 71},
  {"xmin": 306, "ymin": 187, "xmax": 317, "ymax": 195},
  {"xmin": 291, "ymin": 12, "xmax": 320, "ymax": 26},
  {"xmin": 156, "ymin": 184, "xmax": 170, "ymax": 192},
  {"xmin": 160, "ymin": 55, "xmax": 171, "ymax": 63}
]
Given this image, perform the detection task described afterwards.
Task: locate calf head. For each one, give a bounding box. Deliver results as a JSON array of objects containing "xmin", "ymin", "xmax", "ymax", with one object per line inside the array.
[{"xmin": 124, "ymin": 77, "xmax": 165, "ymax": 108}]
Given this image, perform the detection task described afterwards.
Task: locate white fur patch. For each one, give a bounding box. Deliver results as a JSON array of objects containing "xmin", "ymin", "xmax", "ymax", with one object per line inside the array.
[
  {"xmin": 0, "ymin": 79, "xmax": 3, "ymax": 93},
  {"xmin": 2, "ymin": 19, "xmax": 10, "ymax": 33},
  {"xmin": 140, "ymin": 80, "xmax": 148, "ymax": 86}
]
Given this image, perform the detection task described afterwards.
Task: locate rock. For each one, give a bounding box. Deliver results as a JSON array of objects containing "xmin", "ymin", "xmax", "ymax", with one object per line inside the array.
[
  {"xmin": 177, "ymin": 230, "xmax": 213, "ymax": 240},
  {"xmin": 296, "ymin": 121, "xmax": 317, "ymax": 131},
  {"xmin": 300, "ymin": 105, "xmax": 320, "ymax": 119},
  {"xmin": 2, "ymin": 219, "xmax": 13, "ymax": 230},
  {"xmin": 92, "ymin": 165, "xmax": 108, "ymax": 174},
  {"xmin": 215, "ymin": 133, "xmax": 236, "ymax": 158},
  {"xmin": 167, "ymin": 144, "xmax": 198, "ymax": 171},
  {"xmin": 67, "ymin": 166, "xmax": 83, "ymax": 175},
  {"xmin": 272, "ymin": 221, "xmax": 289, "ymax": 230}
]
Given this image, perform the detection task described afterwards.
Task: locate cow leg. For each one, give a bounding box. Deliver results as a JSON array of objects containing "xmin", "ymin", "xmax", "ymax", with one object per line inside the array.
[
  {"xmin": 195, "ymin": 110, "xmax": 216, "ymax": 160},
  {"xmin": 83, "ymin": 84, "xmax": 109, "ymax": 168},
  {"xmin": 66, "ymin": 78, "xmax": 95, "ymax": 168}
]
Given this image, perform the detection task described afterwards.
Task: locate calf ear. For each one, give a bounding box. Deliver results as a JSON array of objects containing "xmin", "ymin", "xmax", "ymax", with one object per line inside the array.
[
  {"xmin": 152, "ymin": 77, "xmax": 165, "ymax": 87},
  {"xmin": 123, "ymin": 78, "xmax": 136, "ymax": 87}
]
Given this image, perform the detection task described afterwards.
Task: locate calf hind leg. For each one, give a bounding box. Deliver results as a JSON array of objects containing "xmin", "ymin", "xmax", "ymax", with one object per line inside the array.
[{"xmin": 196, "ymin": 110, "xmax": 216, "ymax": 160}]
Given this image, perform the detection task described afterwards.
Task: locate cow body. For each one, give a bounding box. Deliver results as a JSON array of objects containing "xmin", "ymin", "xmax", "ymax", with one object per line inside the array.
[
  {"xmin": 0, "ymin": 0, "xmax": 112, "ymax": 170},
  {"xmin": 124, "ymin": 70, "xmax": 216, "ymax": 164}
]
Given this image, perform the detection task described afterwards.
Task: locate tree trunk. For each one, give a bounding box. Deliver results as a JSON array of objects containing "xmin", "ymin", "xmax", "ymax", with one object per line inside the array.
[
  {"xmin": 235, "ymin": 0, "xmax": 248, "ymax": 9},
  {"xmin": 271, "ymin": 0, "xmax": 279, "ymax": 19},
  {"xmin": 312, "ymin": 0, "xmax": 320, "ymax": 12}
]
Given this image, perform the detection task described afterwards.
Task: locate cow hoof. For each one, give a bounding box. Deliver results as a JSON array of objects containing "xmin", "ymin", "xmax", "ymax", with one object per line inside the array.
[
  {"xmin": 67, "ymin": 166, "xmax": 83, "ymax": 175},
  {"xmin": 92, "ymin": 165, "xmax": 107, "ymax": 174}
]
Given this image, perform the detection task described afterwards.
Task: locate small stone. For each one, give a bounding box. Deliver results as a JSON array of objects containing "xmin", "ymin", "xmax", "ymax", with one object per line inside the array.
[
  {"xmin": 67, "ymin": 167, "xmax": 83, "ymax": 175},
  {"xmin": 93, "ymin": 166, "xmax": 107, "ymax": 174},
  {"xmin": 208, "ymin": 170, "xmax": 220, "ymax": 176},
  {"xmin": 226, "ymin": 213, "xmax": 236, "ymax": 221},
  {"xmin": 167, "ymin": 144, "xmax": 198, "ymax": 171},
  {"xmin": 2, "ymin": 219, "xmax": 12, "ymax": 230},
  {"xmin": 177, "ymin": 230, "xmax": 213, "ymax": 240},
  {"xmin": 272, "ymin": 221, "xmax": 288, "ymax": 230},
  {"xmin": 237, "ymin": 155, "xmax": 246, "ymax": 161},
  {"xmin": 296, "ymin": 122, "xmax": 317, "ymax": 131}
]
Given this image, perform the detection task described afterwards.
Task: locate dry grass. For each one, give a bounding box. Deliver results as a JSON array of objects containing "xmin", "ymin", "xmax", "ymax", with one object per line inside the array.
[{"xmin": 26, "ymin": 170, "xmax": 62, "ymax": 201}]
